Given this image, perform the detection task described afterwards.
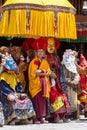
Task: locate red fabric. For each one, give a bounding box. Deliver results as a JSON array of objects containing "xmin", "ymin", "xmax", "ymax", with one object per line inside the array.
[
  {"xmin": 80, "ymin": 54, "xmax": 87, "ymax": 67},
  {"xmin": 32, "ymin": 92, "xmax": 46, "ymax": 118},
  {"xmin": 80, "ymin": 75, "xmax": 86, "ymax": 90},
  {"xmin": 80, "ymin": 54, "xmax": 87, "ymax": 91},
  {"xmin": 32, "ymin": 38, "xmax": 48, "ymax": 50},
  {"xmin": 77, "ymin": 31, "xmax": 87, "ymax": 37},
  {"xmin": 34, "ymin": 60, "xmax": 39, "ymax": 66},
  {"xmin": 78, "ymin": 93, "xmax": 86, "ymax": 99},
  {"xmin": 22, "ymin": 38, "xmax": 35, "ymax": 51},
  {"xmin": 47, "ymin": 54, "xmax": 63, "ymax": 93},
  {"xmin": 55, "ymin": 40, "xmax": 60, "ymax": 50},
  {"xmin": 50, "ymin": 87, "xmax": 61, "ymax": 104},
  {"xmin": 40, "ymin": 77, "xmax": 46, "ymax": 96},
  {"xmin": 47, "ymin": 54, "xmax": 70, "ymax": 113},
  {"xmin": 62, "ymin": 93, "xmax": 70, "ymax": 113}
]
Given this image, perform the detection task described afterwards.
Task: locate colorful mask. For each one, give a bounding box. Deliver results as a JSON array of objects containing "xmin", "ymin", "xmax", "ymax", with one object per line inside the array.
[
  {"xmin": 1, "ymin": 53, "xmax": 18, "ymax": 71},
  {"xmin": 63, "ymin": 50, "xmax": 77, "ymax": 73},
  {"xmin": 47, "ymin": 38, "xmax": 60, "ymax": 54},
  {"xmin": 47, "ymin": 38, "xmax": 55, "ymax": 54}
]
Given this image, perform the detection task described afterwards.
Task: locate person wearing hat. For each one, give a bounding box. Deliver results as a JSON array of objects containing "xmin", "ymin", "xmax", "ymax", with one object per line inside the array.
[
  {"xmin": 0, "ymin": 53, "xmax": 35, "ymax": 125},
  {"xmin": 28, "ymin": 38, "xmax": 51, "ymax": 124},
  {"xmin": 46, "ymin": 38, "xmax": 70, "ymax": 123},
  {"xmin": 22, "ymin": 38, "xmax": 35, "ymax": 63}
]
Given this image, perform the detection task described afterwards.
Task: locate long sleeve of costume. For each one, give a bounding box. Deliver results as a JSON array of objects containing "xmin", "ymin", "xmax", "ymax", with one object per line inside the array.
[
  {"xmin": 0, "ymin": 72, "xmax": 24, "ymax": 98},
  {"xmin": 63, "ymin": 65, "xmax": 71, "ymax": 85},
  {"xmin": 72, "ymin": 73, "xmax": 80, "ymax": 85},
  {"xmin": 15, "ymin": 83, "xmax": 24, "ymax": 93},
  {"xmin": 63, "ymin": 64, "xmax": 80, "ymax": 85},
  {"xmin": 59, "ymin": 63, "xmax": 68, "ymax": 92},
  {"xmin": 0, "ymin": 80, "xmax": 14, "ymax": 98}
]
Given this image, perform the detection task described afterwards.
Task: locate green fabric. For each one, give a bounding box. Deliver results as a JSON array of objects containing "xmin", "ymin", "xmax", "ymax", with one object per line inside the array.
[{"xmin": 59, "ymin": 36, "xmax": 87, "ymax": 43}]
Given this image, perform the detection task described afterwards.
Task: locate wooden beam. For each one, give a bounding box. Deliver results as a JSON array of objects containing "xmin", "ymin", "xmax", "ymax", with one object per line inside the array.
[
  {"xmin": 2, "ymin": 0, "xmax": 5, "ymax": 4},
  {"xmin": 0, "ymin": 6, "xmax": 2, "ymax": 13},
  {"xmin": 76, "ymin": 15, "xmax": 87, "ymax": 22}
]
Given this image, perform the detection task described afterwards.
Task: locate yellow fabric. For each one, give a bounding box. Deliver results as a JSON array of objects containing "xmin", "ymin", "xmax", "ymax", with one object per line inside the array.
[
  {"xmin": 28, "ymin": 57, "xmax": 51, "ymax": 98},
  {"xmin": 3, "ymin": 0, "xmax": 43, "ymax": 6},
  {"xmin": 77, "ymin": 83, "xmax": 87, "ymax": 104},
  {"xmin": 17, "ymin": 62, "xmax": 27, "ymax": 89},
  {"xmin": 8, "ymin": 10, "xmax": 26, "ymax": 36},
  {"xmin": 50, "ymin": 97, "xmax": 64, "ymax": 113},
  {"xmin": 77, "ymin": 100, "xmax": 81, "ymax": 105},
  {"xmin": 3, "ymin": 0, "xmax": 75, "ymax": 9},
  {"xmin": 57, "ymin": 12, "xmax": 77, "ymax": 39},
  {"xmin": 0, "ymin": 11, "xmax": 8, "ymax": 36},
  {"xmin": 30, "ymin": 10, "xmax": 54, "ymax": 37},
  {"xmin": 0, "ymin": 9, "xmax": 77, "ymax": 39},
  {"xmin": 0, "ymin": 0, "xmax": 77, "ymax": 39},
  {"xmin": 76, "ymin": 66, "xmax": 87, "ymax": 75},
  {"xmin": 78, "ymin": 95, "xmax": 87, "ymax": 103},
  {"xmin": 0, "ymin": 72, "xmax": 19, "ymax": 91}
]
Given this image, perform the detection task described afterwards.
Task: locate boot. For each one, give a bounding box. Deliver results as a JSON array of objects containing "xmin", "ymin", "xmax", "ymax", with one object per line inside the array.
[
  {"xmin": 39, "ymin": 117, "xmax": 48, "ymax": 124},
  {"xmin": 33, "ymin": 118, "xmax": 40, "ymax": 124}
]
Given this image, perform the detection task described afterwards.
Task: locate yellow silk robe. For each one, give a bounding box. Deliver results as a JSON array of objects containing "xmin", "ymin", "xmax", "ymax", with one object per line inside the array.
[{"xmin": 28, "ymin": 57, "xmax": 51, "ymax": 99}]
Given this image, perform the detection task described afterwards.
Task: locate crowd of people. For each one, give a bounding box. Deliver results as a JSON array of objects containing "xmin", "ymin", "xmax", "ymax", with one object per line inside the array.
[{"xmin": 0, "ymin": 37, "xmax": 87, "ymax": 127}]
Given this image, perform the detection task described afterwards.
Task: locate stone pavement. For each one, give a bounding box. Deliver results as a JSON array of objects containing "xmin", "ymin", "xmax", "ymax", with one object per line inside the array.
[
  {"xmin": 76, "ymin": 115, "xmax": 87, "ymax": 123},
  {"xmin": 1, "ymin": 117, "xmax": 87, "ymax": 130}
]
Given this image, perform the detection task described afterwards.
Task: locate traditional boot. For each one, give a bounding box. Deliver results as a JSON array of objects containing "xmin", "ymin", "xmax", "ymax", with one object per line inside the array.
[
  {"xmin": 54, "ymin": 113, "xmax": 63, "ymax": 123},
  {"xmin": 33, "ymin": 118, "xmax": 40, "ymax": 124},
  {"xmin": 39, "ymin": 117, "xmax": 48, "ymax": 124}
]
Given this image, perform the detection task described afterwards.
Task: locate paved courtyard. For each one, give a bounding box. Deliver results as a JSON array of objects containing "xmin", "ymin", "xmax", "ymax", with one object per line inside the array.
[{"xmin": 1, "ymin": 119, "xmax": 87, "ymax": 130}]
